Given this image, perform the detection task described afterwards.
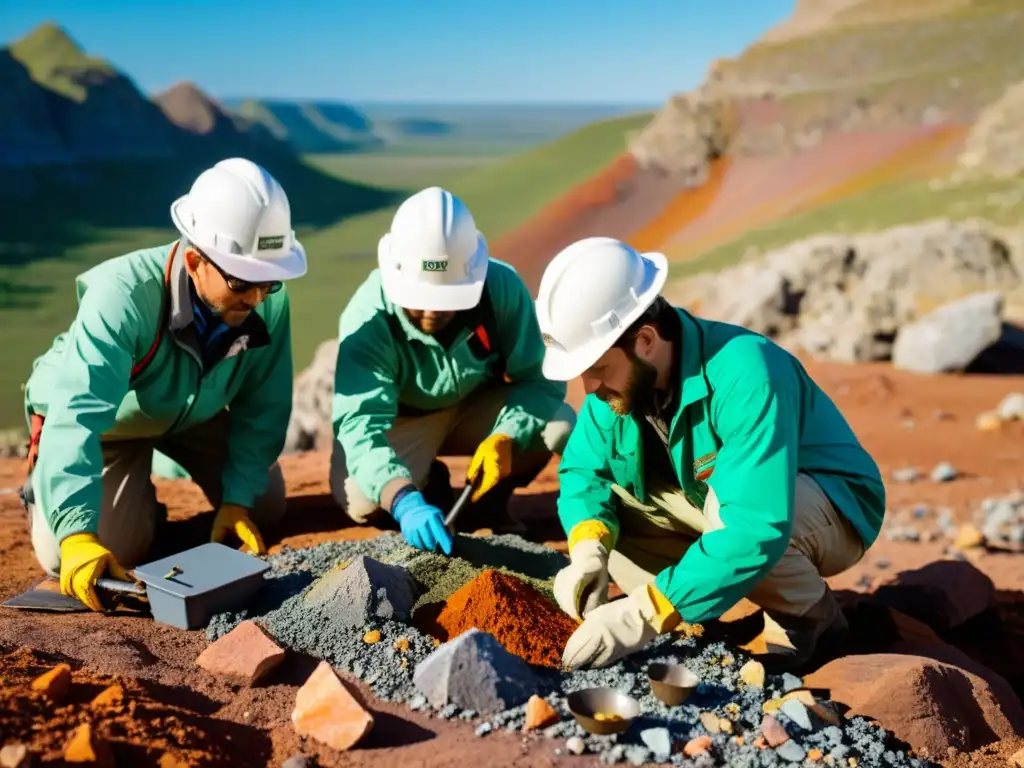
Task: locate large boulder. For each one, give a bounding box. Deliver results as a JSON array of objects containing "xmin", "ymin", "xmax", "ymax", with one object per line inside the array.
[
  {"xmin": 891, "ymin": 291, "xmax": 1004, "ymax": 373},
  {"xmin": 678, "ymin": 218, "xmax": 1023, "ymax": 365},
  {"xmin": 804, "ymin": 654, "xmax": 1024, "ymax": 758}
]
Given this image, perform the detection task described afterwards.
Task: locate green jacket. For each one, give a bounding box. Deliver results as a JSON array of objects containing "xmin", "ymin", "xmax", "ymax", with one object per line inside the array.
[
  {"xmin": 557, "ymin": 308, "xmax": 885, "ymax": 624},
  {"xmin": 24, "ymin": 241, "xmax": 294, "ymax": 542},
  {"xmin": 332, "ymin": 259, "xmax": 567, "ymax": 506}
]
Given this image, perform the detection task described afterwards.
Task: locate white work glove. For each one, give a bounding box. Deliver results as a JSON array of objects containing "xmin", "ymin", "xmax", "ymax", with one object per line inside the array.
[
  {"xmin": 561, "ymin": 584, "xmax": 676, "ymax": 670},
  {"xmin": 553, "ymin": 539, "xmax": 610, "ymax": 621}
]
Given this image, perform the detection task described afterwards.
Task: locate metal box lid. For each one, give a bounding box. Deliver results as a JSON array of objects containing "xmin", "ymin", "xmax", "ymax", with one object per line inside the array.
[{"xmin": 132, "ymin": 542, "xmax": 270, "ymax": 599}]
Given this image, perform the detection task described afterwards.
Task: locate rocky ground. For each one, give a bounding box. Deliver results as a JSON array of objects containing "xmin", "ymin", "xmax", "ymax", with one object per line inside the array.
[{"xmin": 1, "ymin": 357, "xmax": 1024, "ymax": 767}]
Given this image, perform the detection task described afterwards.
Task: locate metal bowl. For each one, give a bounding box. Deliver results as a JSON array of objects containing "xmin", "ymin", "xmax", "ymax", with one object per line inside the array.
[
  {"xmin": 566, "ymin": 687, "xmax": 641, "ymax": 735},
  {"xmin": 647, "ymin": 662, "xmax": 700, "ymax": 706}
]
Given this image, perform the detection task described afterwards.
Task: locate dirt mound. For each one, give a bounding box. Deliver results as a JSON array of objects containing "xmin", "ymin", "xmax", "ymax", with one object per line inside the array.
[
  {"xmin": 414, "ymin": 569, "xmax": 577, "ymax": 669},
  {"xmin": 805, "ymin": 653, "xmax": 1024, "ymax": 758},
  {"xmin": 0, "ymin": 644, "xmax": 268, "ymax": 766}
]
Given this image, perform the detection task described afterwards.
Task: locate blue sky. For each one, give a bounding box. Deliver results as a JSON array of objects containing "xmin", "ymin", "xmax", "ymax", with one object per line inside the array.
[{"xmin": 2, "ymin": 0, "xmax": 794, "ymax": 103}]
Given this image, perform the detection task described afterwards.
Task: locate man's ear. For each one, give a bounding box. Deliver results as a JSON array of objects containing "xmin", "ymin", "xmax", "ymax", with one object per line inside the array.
[
  {"xmin": 633, "ymin": 325, "xmax": 659, "ymax": 359},
  {"xmin": 183, "ymin": 246, "xmax": 201, "ymax": 274}
]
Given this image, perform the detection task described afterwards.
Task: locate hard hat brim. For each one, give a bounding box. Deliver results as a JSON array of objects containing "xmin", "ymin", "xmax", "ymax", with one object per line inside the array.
[
  {"xmin": 539, "ymin": 249, "xmax": 669, "ymax": 381},
  {"xmin": 380, "ymin": 269, "xmax": 486, "ymax": 312},
  {"xmin": 170, "ymin": 195, "xmax": 308, "ymax": 282}
]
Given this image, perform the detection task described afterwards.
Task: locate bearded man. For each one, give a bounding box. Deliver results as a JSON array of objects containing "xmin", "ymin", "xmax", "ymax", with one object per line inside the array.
[{"xmin": 534, "ymin": 237, "xmax": 885, "ymax": 672}]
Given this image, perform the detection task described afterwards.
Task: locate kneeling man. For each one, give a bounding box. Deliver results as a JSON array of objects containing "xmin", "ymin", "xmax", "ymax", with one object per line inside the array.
[
  {"xmin": 330, "ymin": 187, "xmax": 577, "ymax": 554},
  {"xmin": 537, "ymin": 237, "xmax": 885, "ymax": 671}
]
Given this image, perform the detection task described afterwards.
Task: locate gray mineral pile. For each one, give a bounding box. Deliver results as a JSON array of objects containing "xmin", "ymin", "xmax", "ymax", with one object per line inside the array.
[{"xmin": 207, "ymin": 533, "xmax": 935, "ymax": 766}]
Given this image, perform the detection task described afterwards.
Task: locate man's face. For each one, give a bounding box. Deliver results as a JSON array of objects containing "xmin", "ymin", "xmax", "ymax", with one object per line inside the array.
[
  {"xmin": 185, "ymin": 247, "xmax": 280, "ymax": 327},
  {"xmin": 404, "ymin": 309, "xmax": 456, "ymax": 335},
  {"xmin": 581, "ymin": 342, "xmax": 658, "ymax": 416}
]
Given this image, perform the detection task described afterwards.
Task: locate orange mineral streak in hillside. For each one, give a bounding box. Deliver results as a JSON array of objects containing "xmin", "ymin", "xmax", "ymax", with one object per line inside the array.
[
  {"xmin": 628, "ymin": 158, "xmax": 731, "ymax": 253},
  {"xmin": 661, "ymin": 124, "xmax": 967, "ymax": 259}
]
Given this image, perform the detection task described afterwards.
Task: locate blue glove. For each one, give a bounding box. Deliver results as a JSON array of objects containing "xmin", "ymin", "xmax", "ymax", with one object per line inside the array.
[{"xmin": 392, "ymin": 489, "xmax": 454, "ymax": 555}]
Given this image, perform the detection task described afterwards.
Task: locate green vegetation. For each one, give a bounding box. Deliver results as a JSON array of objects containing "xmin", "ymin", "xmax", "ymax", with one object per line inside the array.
[
  {"xmin": 306, "ymin": 153, "xmax": 499, "ymax": 189},
  {"xmin": 672, "ymin": 174, "xmax": 1024, "ymax": 280},
  {"xmin": 9, "ymin": 22, "xmax": 114, "ymax": 100},
  {"xmin": 0, "ymin": 112, "xmax": 650, "ymax": 429}
]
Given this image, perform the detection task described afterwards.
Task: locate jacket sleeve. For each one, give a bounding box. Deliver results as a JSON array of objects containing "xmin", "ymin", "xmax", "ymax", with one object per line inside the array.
[
  {"xmin": 33, "ymin": 283, "xmax": 142, "ymax": 542},
  {"xmin": 556, "ymin": 397, "xmax": 620, "ymax": 551},
  {"xmin": 221, "ymin": 291, "xmax": 293, "ymax": 509},
  {"xmin": 488, "ymin": 267, "xmax": 569, "ymax": 451},
  {"xmin": 331, "ymin": 308, "xmax": 408, "ymax": 506},
  {"xmin": 654, "ymin": 337, "xmax": 800, "ymax": 623}
]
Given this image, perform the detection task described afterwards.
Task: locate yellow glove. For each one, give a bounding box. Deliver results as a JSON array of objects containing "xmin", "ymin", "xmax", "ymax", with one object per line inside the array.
[
  {"xmin": 467, "ymin": 433, "xmax": 513, "ymax": 502},
  {"xmin": 210, "ymin": 504, "xmax": 266, "ymax": 555},
  {"xmin": 59, "ymin": 533, "xmax": 131, "ymax": 613},
  {"xmin": 561, "ymin": 583, "xmax": 681, "ymax": 670}
]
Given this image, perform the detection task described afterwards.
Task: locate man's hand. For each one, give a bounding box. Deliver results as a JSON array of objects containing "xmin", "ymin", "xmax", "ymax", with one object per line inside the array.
[
  {"xmin": 392, "ymin": 489, "xmax": 454, "ymax": 555},
  {"xmin": 211, "ymin": 503, "xmax": 266, "ymax": 555},
  {"xmin": 59, "ymin": 533, "xmax": 131, "ymax": 612},
  {"xmin": 553, "ymin": 539, "xmax": 610, "ymax": 621},
  {"xmin": 467, "ymin": 433, "xmax": 513, "ymax": 503},
  {"xmin": 561, "ymin": 584, "xmax": 681, "ymax": 670}
]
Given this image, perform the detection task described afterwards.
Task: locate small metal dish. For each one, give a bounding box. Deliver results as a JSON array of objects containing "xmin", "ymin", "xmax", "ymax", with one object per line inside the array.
[
  {"xmin": 647, "ymin": 662, "xmax": 699, "ymax": 706},
  {"xmin": 566, "ymin": 687, "xmax": 640, "ymax": 735}
]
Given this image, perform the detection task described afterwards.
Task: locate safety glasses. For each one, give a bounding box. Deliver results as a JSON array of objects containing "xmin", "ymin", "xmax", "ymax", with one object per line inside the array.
[{"xmin": 198, "ymin": 250, "xmax": 282, "ymax": 295}]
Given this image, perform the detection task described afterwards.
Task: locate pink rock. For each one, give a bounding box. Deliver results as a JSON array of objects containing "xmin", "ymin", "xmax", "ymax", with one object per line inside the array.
[
  {"xmin": 196, "ymin": 620, "xmax": 285, "ymax": 685},
  {"xmin": 292, "ymin": 661, "xmax": 374, "ymax": 751},
  {"xmin": 761, "ymin": 714, "xmax": 790, "ymax": 747}
]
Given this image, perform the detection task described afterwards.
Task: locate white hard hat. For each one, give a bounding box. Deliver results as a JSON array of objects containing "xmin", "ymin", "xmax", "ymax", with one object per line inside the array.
[
  {"xmin": 378, "ymin": 186, "xmax": 488, "ymax": 311},
  {"xmin": 536, "ymin": 237, "xmax": 668, "ymax": 381},
  {"xmin": 170, "ymin": 157, "xmax": 307, "ymax": 283}
]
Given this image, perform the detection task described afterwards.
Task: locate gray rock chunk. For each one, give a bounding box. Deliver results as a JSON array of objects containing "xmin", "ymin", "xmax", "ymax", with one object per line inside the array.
[
  {"xmin": 302, "ymin": 555, "xmax": 418, "ymax": 626},
  {"xmin": 413, "ymin": 628, "xmax": 538, "ymax": 714},
  {"xmin": 892, "ymin": 291, "xmax": 1003, "ymax": 373}
]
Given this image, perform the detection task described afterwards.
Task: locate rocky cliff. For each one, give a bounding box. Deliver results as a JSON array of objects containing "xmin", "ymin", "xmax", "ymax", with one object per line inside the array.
[
  {"xmin": 957, "ymin": 78, "xmax": 1024, "ymax": 178},
  {"xmin": 630, "ymin": 0, "xmax": 1024, "ymax": 185},
  {"xmin": 0, "ymin": 50, "xmax": 71, "ymax": 167}
]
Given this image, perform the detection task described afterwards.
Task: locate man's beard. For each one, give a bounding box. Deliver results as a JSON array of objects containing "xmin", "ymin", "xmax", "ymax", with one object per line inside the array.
[{"xmin": 603, "ymin": 354, "xmax": 658, "ymax": 416}]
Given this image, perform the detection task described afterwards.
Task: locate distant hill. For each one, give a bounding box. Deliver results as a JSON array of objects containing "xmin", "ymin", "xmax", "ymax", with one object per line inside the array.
[
  {"xmin": 234, "ymin": 99, "xmax": 385, "ymax": 154},
  {"xmin": 5, "ymin": 22, "xmax": 179, "ymax": 163},
  {"xmin": 154, "ymin": 81, "xmax": 290, "ymax": 156}
]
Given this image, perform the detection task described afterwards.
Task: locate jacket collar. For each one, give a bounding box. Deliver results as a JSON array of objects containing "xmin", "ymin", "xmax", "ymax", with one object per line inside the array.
[
  {"xmin": 675, "ymin": 306, "xmax": 710, "ymax": 408},
  {"xmin": 166, "ymin": 240, "xmax": 271, "ymax": 353}
]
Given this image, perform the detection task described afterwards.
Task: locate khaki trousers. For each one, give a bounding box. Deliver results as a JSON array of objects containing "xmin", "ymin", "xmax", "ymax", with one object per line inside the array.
[
  {"xmin": 608, "ymin": 473, "xmax": 866, "ymax": 635},
  {"xmin": 27, "ymin": 411, "xmax": 286, "ymax": 575},
  {"xmin": 331, "ymin": 384, "xmax": 576, "ymax": 523}
]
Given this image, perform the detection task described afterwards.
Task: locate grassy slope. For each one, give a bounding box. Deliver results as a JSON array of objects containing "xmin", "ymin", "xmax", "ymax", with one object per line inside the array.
[
  {"xmin": 0, "ymin": 112, "xmax": 650, "ymax": 429},
  {"xmin": 673, "ymin": 174, "xmax": 1024, "ymax": 280},
  {"xmin": 8, "ymin": 22, "xmax": 114, "ymax": 101}
]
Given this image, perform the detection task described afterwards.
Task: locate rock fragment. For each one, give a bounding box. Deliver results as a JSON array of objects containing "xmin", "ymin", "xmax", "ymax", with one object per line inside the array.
[
  {"xmin": 90, "ymin": 684, "xmax": 125, "ymax": 709},
  {"xmin": 30, "ymin": 663, "xmax": 70, "ymax": 702},
  {"xmin": 683, "ymin": 735, "xmax": 712, "ymax": 757},
  {"xmin": 0, "ymin": 744, "xmax": 30, "ymax": 768},
  {"xmin": 738, "ymin": 659, "xmax": 765, "ymax": 688},
  {"xmin": 413, "ymin": 628, "xmax": 536, "ymax": 713},
  {"xmin": 524, "ymin": 696, "xmax": 559, "ymax": 731},
  {"xmin": 63, "ymin": 723, "xmax": 114, "ymax": 767},
  {"xmin": 891, "ymin": 291, "xmax": 1003, "ymax": 374},
  {"xmin": 930, "ymin": 462, "xmax": 958, "ymax": 482},
  {"xmin": 566, "ymin": 737, "xmax": 585, "ymax": 755},
  {"xmin": 292, "ymin": 661, "xmax": 374, "ymax": 751},
  {"xmin": 780, "ymin": 698, "xmax": 812, "ymax": 730},
  {"xmin": 954, "ymin": 524, "xmax": 986, "ymax": 551},
  {"xmin": 280, "ymin": 757, "xmax": 310, "ymax": 768},
  {"xmin": 640, "ymin": 727, "xmax": 671, "ymax": 761},
  {"xmin": 195, "ymin": 620, "xmax": 285, "ymax": 685},
  {"xmin": 776, "ymin": 740, "xmax": 808, "ymax": 762},
  {"xmin": 762, "ymin": 714, "xmax": 790, "ymax": 746}
]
